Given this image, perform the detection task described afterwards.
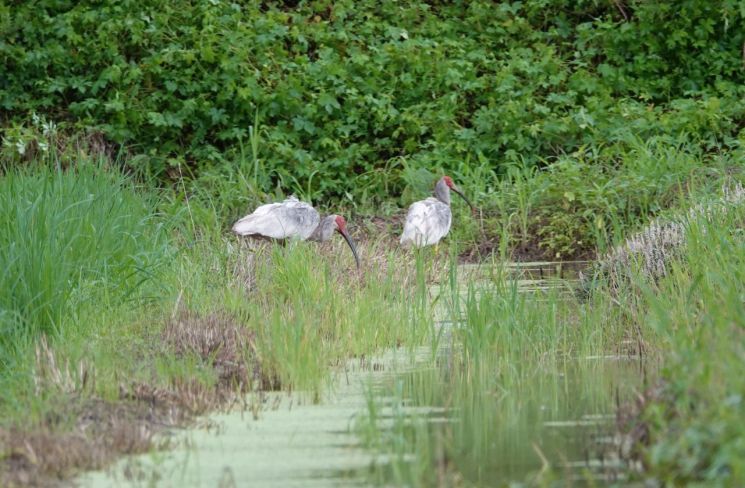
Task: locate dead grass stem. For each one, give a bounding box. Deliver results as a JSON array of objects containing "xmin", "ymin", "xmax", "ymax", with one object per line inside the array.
[{"xmin": 1, "ymin": 310, "xmax": 260, "ymax": 487}]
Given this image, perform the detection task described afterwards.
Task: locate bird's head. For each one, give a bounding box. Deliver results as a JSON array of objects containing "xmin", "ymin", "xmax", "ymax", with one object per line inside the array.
[
  {"xmin": 333, "ymin": 215, "xmax": 360, "ymax": 269},
  {"xmin": 334, "ymin": 215, "xmax": 348, "ymax": 234},
  {"xmin": 440, "ymin": 176, "xmax": 475, "ymax": 213}
]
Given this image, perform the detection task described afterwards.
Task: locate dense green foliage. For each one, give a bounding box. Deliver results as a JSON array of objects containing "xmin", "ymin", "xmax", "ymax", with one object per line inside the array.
[
  {"xmin": 457, "ymin": 139, "xmax": 728, "ymax": 258},
  {"xmin": 2, "ymin": 2, "xmax": 744, "ymax": 484},
  {"xmin": 0, "ymin": 163, "xmax": 170, "ymax": 365},
  {"xmin": 2, "ymin": 0, "xmax": 744, "ymax": 207}
]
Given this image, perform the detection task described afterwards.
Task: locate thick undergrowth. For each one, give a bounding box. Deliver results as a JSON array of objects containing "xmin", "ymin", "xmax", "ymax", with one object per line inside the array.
[
  {"xmin": 0, "ymin": 156, "xmax": 427, "ymax": 486},
  {"xmin": 617, "ymin": 197, "xmax": 745, "ymax": 485}
]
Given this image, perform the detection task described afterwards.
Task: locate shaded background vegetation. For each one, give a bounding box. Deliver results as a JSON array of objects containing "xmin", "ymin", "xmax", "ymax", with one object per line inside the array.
[{"xmin": 2, "ymin": 1, "xmax": 744, "ymax": 203}]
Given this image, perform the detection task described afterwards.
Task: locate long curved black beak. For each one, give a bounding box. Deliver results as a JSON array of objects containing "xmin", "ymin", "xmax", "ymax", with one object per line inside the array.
[
  {"xmin": 338, "ymin": 229, "xmax": 361, "ymax": 269},
  {"xmin": 451, "ymin": 186, "xmax": 475, "ymax": 213}
]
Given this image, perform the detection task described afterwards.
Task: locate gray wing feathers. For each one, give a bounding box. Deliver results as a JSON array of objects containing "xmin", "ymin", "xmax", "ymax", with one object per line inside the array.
[
  {"xmin": 400, "ymin": 198, "xmax": 452, "ymax": 247},
  {"xmin": 232, "ymin": 197, "xmax": 320, "ymax": 240}
]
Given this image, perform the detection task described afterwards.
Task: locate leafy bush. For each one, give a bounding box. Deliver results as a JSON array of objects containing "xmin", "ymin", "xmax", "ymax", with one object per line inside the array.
[
  {"xmin": 447, "ymin": 138, "xmax": 726, "ymax": 259},
  {"xmin": 531, "ymin": 139, "xmax": 708, "ymax": 257},
  {"xmin": 2, "ymin": 1, "xmax": 743, "ymax": 207}
]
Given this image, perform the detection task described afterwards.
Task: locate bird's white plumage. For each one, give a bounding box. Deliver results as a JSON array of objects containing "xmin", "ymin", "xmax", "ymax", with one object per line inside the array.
[
  {"xmin": 232, "ymin": 196, "xmax": 320, "ymax": 240},
  {"xmin": 400, "ymin": 197, "xmax": 452, "ymax": 247}
]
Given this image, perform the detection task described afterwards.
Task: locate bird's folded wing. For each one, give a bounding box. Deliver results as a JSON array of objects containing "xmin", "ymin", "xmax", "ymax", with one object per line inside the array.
[
  {"xmin": 232, "ymin": 200, "xmax": 319, "ymax": 239},
  {"xmin": 400, "ymin": 199, "xmax": 450, "ymax": 246}
]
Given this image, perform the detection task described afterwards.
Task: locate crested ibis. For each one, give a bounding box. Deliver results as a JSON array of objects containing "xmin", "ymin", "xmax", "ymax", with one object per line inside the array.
[
  {"xmin": 232, "ymin": 196, "xmax": 360, "ymax": 268},
  {"xmin": 400, "ymin": 176, "xmax": 473, "ymax": 247}
]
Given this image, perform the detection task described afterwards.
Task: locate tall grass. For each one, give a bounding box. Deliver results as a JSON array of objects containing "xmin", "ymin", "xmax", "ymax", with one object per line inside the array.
[
  {"xmin": 0, "ymin": 141, "xmax": 739, "ymax": 484},
  {"xmin": 356, "ymin": 264, "xmax": 638, "ymax": 485},
  {"xmin": 627, "ymin": 199, "xmax": 745, "ymax": 484},
  {"xmin": 0, "ymin": 154, "xmax": 432, "ymax": 418},
  {"xmin": 450, "ymin": 138, "xmax": 721, "ymax": 259},
  {"xmin": 356, "ymin": 180, "xmax": 745, "ymax": 486},
  {"xmin": 238, "ymin": 243, "xmax": 430, "ymax": 395},
  {"xmin": 0, "ymin": 163, "xmax": 171, "ymax": 367}
]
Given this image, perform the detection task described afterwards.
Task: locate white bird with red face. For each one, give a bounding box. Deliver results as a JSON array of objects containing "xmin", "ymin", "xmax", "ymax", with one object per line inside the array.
[
  {"xmin": 232, "ymin": 196, "xmax": 360, "ymax": 268},
  {"xmin": 400, "ymin": 176, "xmax": 473, "ymax": 247}
]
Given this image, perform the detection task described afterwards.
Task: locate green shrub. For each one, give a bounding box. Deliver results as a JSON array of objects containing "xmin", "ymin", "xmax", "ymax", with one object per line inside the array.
[{"xmin": 2, "ymin": 1, "xmax": 743, "ymax": 207}]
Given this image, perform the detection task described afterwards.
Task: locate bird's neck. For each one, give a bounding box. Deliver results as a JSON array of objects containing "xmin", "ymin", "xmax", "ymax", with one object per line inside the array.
[
  {"xmin": 308, "ymin": 216, "xmax": 335, "ymax": 242},
  {"xmin": 433, "ymin": 180, "xmax": 451, "ymax": 205}
]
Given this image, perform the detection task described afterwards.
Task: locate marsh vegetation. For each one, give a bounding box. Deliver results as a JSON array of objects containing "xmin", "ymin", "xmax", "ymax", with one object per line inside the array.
[{"xmin": 2, "ymin": 1, "xmax": 744, "ymax": 486}]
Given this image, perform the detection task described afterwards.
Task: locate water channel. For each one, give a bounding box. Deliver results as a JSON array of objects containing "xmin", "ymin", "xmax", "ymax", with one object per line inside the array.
[{"xmin": 78, "ymin": 262, "xmax": 647, "ymax": 487}]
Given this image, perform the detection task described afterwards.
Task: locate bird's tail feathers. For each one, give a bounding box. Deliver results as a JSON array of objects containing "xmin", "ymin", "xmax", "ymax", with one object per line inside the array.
[
  {"xmin": 232, "ymin": 216, "xmax": 260, "ymax": 235},
  {"xmin": 400, "ymin": 227, "xmax": 424, "ymax": 247}
]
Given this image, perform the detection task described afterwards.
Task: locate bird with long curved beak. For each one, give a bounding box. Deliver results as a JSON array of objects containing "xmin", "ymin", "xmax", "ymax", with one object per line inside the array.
[
  {"xmin": 232, "ymin": 196, "xmax": 360, "ymax": 269},
  {"xmin": 400, "ymin": 176, "xmax": 474, "ymax": 247}
]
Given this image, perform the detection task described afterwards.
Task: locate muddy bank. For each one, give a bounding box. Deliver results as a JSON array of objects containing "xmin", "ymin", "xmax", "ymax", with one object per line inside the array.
[
  {"xmin": 352, "ymin": 215, "xmax": 599, "ymax": 264},
  {"xmin": 0, "ymin": 312, "xmax": 262, "ymax": 487}
]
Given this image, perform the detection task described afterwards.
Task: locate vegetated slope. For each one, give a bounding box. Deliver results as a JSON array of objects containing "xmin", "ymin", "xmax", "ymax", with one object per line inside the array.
[
  {"xmin": 2, "ymin": 1, "xmax": 743, "ymax": 205},
  {"xmin": 617, "ymin": 189, "xmax": 745, "ymax": 486},
  {"xmin": 0, "ymin": 158, "xmax": 425, "ymax": 485}
]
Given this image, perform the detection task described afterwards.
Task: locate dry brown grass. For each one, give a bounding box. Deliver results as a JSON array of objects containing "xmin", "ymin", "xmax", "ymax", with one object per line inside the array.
[
  {"xmin": 229, "ymin": 226, "xmax": 422, "ymax": 290},
  {"xmin": 0, "ymin": 310, "xmax": 262, "ymax": 487},
  {"xmin": 0, "ymin": 397, "xmax": 170, "ymax": 487},
  {"xmin": 162, "ymin": 311, "xmax": 258, "ymax": 392}
]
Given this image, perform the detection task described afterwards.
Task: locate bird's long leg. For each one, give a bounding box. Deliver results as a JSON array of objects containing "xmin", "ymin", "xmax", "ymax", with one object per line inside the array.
[
  {"xmin": 412, "ymin": 246, "xmax": 428, "ymax": 304},
  {"xmin": 430, "ymin": 243, "xmax": 447, "ymax": 285}
]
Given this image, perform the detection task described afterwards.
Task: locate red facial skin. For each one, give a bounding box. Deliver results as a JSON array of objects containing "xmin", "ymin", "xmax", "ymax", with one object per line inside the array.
[
  {"xmin": 335, "ymin": 215, "xmax": 347, "ymax": 233},
  {"xmin": 442, "ymin": 176, "xmax": 476, "ymax": 214}
]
